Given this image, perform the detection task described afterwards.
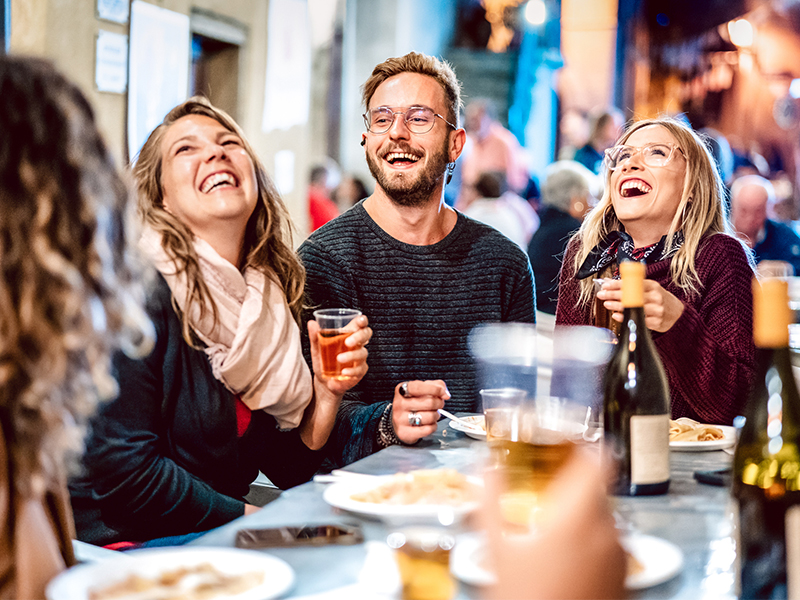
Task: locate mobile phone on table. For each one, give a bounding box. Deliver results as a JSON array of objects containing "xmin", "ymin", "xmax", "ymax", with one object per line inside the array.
[
  {"xmin": 693, "ymin": 468, "xmax": 732, "ymax": 487},
  {"xmin": 234, "ymin": 524, "xmax": 364, "ymax": 549}
]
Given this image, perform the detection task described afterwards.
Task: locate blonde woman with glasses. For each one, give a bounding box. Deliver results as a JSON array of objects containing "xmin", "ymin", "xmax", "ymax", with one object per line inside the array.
[{"xmin": 556, "ymin": 117, "xmax": 755, "ymax": 426}]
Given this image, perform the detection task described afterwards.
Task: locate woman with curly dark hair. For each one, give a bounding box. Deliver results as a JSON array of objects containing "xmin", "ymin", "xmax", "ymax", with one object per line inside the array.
[
  {"xmin": 71, "ymin": 98, "xmax": 372, "ymax": 546},
  {"xmin": 0, "ymin": 56, "xmax": 153, "ymax": 598}
]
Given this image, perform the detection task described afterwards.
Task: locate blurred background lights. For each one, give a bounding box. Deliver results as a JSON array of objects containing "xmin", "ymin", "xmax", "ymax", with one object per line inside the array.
[
  {"xmin": 525, "ymin": 0, "xmax": 546, "ymax": 26},
  {"xmin": 790, "ymin": 79, "xmax": 800, "ymax": 99},
  {"xmin": 728, "ymin": 18, "xmax": 754, "ymax": 48}
]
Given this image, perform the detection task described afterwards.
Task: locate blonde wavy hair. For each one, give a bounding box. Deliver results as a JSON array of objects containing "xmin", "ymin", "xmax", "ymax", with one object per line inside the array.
[
  {"xmin": 571, "ymin": 117, "xmax": 740, "ymax": 306},
  {"xmin": 132, "ymin": 98, "xmax": 305, "ymax": 345},
  {"xmin": 0, "ymin": 56, "xmax": 153, "ymax": 497}
]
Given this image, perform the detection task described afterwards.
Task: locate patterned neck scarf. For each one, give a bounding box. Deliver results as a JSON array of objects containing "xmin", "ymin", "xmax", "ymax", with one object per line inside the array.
[{"xmin": 576, "ymin": 230, "xmax": 685, "ymax": 280}]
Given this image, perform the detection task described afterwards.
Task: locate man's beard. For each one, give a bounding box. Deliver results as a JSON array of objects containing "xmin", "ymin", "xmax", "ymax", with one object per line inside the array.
[{"xmin": 366, "ymin": 138, "xmax": 450, "ymax": 208}]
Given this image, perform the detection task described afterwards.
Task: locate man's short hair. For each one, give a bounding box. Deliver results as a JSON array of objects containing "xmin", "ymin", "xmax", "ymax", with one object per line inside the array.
[
  {"xmin": 542, "ymin": 161, "xmax": 598, "ymax": 213},
  {"xmin": 730, "ymin": 174, "xmax": 776, "ymax": 208},
  {"xmin": 310, "ymin": 164, "xmax": 328, "ymax": 186},
  {"xmin": 361, "ymin": 52, "xmax": 462, "ymax": 127},
  {"xmin": 475, "ymin": 171, "xmax": 507, "ymax": 199}
]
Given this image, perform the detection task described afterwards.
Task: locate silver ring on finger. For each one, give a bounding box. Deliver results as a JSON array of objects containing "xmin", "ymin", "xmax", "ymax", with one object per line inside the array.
[{"xmin": 408, "ymin": 411, "xmax": 422, "ymax": 427}]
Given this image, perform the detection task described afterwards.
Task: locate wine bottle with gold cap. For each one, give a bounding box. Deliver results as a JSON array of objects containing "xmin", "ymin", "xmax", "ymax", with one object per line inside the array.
[
  {"xmin": 733, "ymin": 278, "xmax": 800, "ymax": 599},
  {"xmin": 602, "ymin": 261, "xmax": 670, "ymax": 496}
]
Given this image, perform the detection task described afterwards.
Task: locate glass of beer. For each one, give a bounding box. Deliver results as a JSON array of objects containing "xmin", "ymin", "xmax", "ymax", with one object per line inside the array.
[
  {"xmin": 313, "ymin": 308, "xmax": 362, "ymax": 380},
  {"xmin": 593, "ymin": 278, "xmax": 620, "ymax": 337},
  {"xmin": 484, "ymin": 396, "xmax": 587, "ymax": 529},
  {"xmin": 387, "ymin": 528, "xmax": 456, "ymax": 600}
]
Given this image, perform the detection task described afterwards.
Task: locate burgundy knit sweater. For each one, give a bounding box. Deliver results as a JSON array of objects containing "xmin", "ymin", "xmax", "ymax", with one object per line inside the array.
[{"xmin": 556, "ymin": 233, "xmax": 755, "ymax": 425}]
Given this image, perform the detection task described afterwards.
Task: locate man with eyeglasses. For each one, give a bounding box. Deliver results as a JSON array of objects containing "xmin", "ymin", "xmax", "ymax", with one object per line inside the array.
[{"xmin": 299, "ymin": 52, "xmax": 535, "ymax": 467}]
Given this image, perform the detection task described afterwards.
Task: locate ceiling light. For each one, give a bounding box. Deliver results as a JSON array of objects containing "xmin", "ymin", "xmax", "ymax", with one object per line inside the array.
[{"xmin": 525, "ymin": 0, "xmax": 546, "ymax": 26}]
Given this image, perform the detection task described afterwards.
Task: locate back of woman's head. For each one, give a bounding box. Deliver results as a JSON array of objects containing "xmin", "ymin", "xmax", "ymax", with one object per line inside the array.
[
  {"xmin": 0, "ymin": 56, "xmax": 152, "ymax": 494},
  {"xmin": 132, "ymin": 97, "xmax": 305, "ymax": 336}
]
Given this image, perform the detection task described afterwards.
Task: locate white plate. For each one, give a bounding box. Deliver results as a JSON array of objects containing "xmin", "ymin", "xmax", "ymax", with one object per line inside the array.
[
  {"xmin": 450, "ymin": 533, "xmax": 495, "ymax": 586},
  {"xmin": 450, "ymin": 532, "xmax": 682, "ymax": 591},
  {"xmin": 623, "ymin": 533, "xmax": 684, "ymax": 589},
  {"xmin": 322, "ymin": 475, "xmax": 480, "ymax": 521},
  {"xmin": 448, "ymin": 415, "xmax": 486, "ymax": 440},
  {"xmin": 670, "ymin": 425, "xmax": 736, "ymax": 452},
  {"xmin": 46, "ymin": 547, "xmax": 295, "ymax": 600}
]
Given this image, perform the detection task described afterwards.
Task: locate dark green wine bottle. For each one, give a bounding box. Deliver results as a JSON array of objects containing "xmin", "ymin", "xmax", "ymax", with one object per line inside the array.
[
  {"xmin": 603, "ymin": 261, "xmax": 670, "ymax": 496},
  {"xmin": 733, "ymin": 278, "xmax": 800, "ymax": 599}
]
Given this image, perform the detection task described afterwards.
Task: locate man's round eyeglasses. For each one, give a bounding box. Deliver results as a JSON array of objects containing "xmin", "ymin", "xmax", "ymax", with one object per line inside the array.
[
  {"xmin": 363, "ymin": 106, "xmax": 457, "ymax": 135},
  {"xmin": 604, "ymin": 143, "xmax": 685, "ymax": 171}
]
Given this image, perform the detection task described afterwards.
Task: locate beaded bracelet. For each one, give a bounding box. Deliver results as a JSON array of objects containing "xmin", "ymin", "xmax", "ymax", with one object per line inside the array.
[{"xmin": 377, "ymin": 403, "xmax": 401, "ymax": 448}]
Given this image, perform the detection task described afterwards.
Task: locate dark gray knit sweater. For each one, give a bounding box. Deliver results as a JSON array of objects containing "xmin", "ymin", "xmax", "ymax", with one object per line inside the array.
[{"xmin": 299, "ymin": 201, "xmax": 536, "ymax": 467}]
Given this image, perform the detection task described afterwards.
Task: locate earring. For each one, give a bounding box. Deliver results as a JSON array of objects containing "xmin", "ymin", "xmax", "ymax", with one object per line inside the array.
[{"xmin": 445, "ymin": 162, "xmax": 456, "ymax": 185}]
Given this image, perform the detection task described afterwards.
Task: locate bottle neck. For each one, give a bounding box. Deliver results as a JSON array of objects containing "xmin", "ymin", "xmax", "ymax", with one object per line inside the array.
[{"xmin": 740, "ymin": 345, "xmax": 800, "ymax": 444}]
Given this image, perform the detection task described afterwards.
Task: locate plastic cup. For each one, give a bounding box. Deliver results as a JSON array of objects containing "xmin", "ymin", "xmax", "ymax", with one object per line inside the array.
[
  {"xmin": 387, "ymin": 528, "xmax": 456, "ymax": 600},
  {"xmin": 313, "ymin": 308, "xmax": 361, "ymax": 380}
]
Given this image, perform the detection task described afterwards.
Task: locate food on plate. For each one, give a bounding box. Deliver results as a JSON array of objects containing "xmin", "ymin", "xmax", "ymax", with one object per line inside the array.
[
  {"xmin": 89, "ymin": 563, "xmax": 264, "ymax": 600},
  {"xmin": 669, "ymin": 418, "xmax": 724, "ymax": 442},
  {"xmin": 626, "ymin": 550, "xmax": 645, "ymax": 577},
  {"xmin": 460, "ymin": 416, "xmax": 486, "ymax": 433},
  {"xmin": 351, "ymin": 469, "xmax": 479, "ymax": 506}
]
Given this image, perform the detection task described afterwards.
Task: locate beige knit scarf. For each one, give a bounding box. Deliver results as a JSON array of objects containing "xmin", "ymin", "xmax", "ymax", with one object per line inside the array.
[{"xmin": 139, "ymin": 226, "xmax": 313, "ymax": 430}]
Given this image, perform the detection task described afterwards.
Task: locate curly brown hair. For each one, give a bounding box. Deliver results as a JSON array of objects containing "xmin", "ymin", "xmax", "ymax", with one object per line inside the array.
[
  {"xmin": 132, "ymin": 98, "xmax": 305, "ymax": 345},
  {"xmin": 0, "ymin": 56, "xmax": 153, "ymax": 497}
]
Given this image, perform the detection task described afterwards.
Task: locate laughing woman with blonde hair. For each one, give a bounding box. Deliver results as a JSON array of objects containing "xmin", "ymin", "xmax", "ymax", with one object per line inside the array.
[
  {"xmin": 556, "ymin": 117, "xmax": 755, "ymax": 425},
  {"xmin": 71, "ymin": 98, "xmax": 371, "ymax": 545}
]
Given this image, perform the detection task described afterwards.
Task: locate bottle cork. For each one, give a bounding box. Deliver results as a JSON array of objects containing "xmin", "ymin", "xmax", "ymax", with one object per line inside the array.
[
  {"xmin": 620, "ymin": 261, "xmax": 645, "ymax": 308},
  {"xmin": 753, "ymin": 278, "xmax": 791, "ymax": 348}
]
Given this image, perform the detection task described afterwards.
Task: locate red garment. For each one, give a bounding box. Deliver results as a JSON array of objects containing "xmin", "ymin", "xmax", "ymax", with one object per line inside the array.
[
  {"xmin": 309, "ymin": 189, "xmax": 339, "ymax": 232},
  {"xmin": 235, "ymin": 396, "xmax": 252, "ymax": 437},
  {"xmin": 556, "ymin": 233, "xmax": 755, "ymax": 425}
]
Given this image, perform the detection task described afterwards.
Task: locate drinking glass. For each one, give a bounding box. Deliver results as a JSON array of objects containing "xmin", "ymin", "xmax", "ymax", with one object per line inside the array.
[
  {"xmin": 387, "ymin": 527, "xmax": 456, "ymax": 600},
  {"xmin": 468, "ymin": 323, "xmax": 538, "ymax": 399},
  {"xmin": 593, "ymin": 278, "xmax": 621, "ymax": 336},
  {"xmin": 313, "ymin": 308, "xmax": 362, "ymax": 380},
  {"xmin": 484, "ymin": 396, "xmax": 588, "ymax": 529}
]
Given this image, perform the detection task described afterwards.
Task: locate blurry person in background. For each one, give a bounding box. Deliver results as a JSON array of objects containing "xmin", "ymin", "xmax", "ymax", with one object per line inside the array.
[
  {"xmin": 70, "ymin": 98, "xmax": 371, "ymax": 546},
  {"xmin": 557, "ymin": 108, "xmax": 590, "ymax": 161},
  {"xmin": 483, "ymin": 449, "xmax": 626, "ymax": 600},
  {"xmin": 573, "ymin": 107, "xmax": 624, "ymax": 174},
  {"xmin": 0, "ymin": 56, "xmax": 153, "ymax": 598},
  {"xmin": 557, "ymin": 117, "xmax": 754, "ymax": 426},
  {"xmin": 333, "ymin": 173, "xmax": 370, "ymax": 211},
  {"xmin": 459, "ymin": 98, "xmax": 529, "ymax": 200},
  {"xmin": 528, "ymin": 161, "xmax": 599, "ymax": 314},
  {"xmin": 730, "ymin": 174, "xmax": 800, "ymax": 275},
  {"xmin": 308, "ymin": 161, "xmax": 341, "ymax": 231},
  {"xmin": 463, "ymin": 171, "xmax": 539, "ymax": 250}
]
